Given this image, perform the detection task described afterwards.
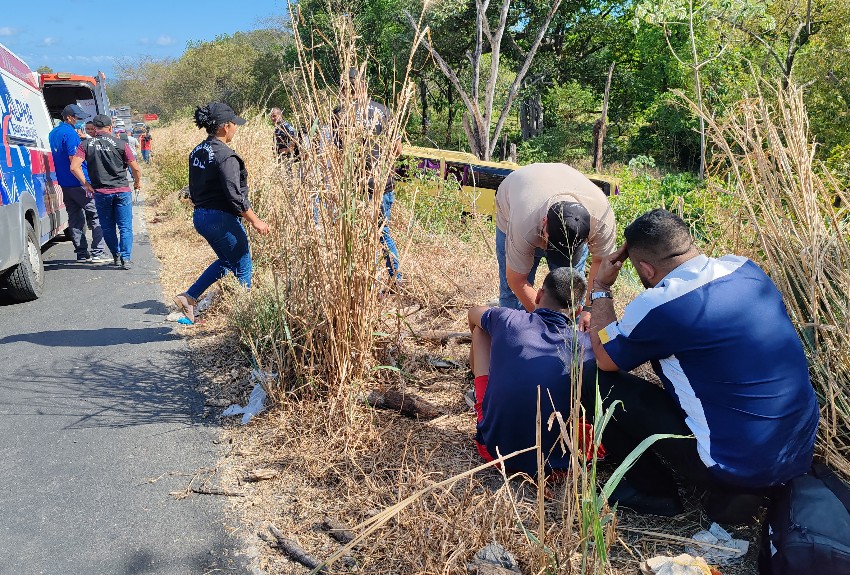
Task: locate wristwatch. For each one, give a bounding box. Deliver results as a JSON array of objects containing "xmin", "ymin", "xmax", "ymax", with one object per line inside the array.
[{"xmin": 590, "ymin": 290, "xmax": 613, "ymax": 302}]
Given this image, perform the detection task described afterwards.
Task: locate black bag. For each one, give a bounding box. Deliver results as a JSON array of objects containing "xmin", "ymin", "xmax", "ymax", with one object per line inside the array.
[{"xmin": 759, "ymin": 463, "xmax": 850, "ymax": 574}]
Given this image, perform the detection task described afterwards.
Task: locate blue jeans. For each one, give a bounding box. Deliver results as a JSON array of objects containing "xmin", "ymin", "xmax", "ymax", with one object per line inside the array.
[
  {"xmin": 186, "ymin": 208, "xmax": 252, "ymax": 300},
  {"xmin": 94, "ymin": 192, "xmax": 133, "ymax": 260},
  {"xmin": 380, "ymin": 191, "xmax": 401, "ymax": 282},
  {"xmin": 496, "ymin": 226, "xmax": 588, "ymax": 310},
  {"xmin": 141, "ymin": 150, "xmax": 150, "ymax": 163}
]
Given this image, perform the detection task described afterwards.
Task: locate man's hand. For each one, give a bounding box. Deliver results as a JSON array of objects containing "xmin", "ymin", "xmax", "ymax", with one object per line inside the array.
[
  {"xmin": 594, "ymin": 243, "xmax": 629, "ymax": 290},
  {"xmin": 578, "ymin": 309, "xmax": 591, "ymax": 331},
  {"xmin": 83, "ymin": 183, "xmax": 95, "ymax": 198}
]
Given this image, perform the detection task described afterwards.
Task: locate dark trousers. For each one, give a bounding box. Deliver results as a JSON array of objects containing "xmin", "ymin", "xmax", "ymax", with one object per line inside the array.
[
  {"xmin": 581, "ymin": 362, "xmax": 754, "ymax": 501},
  {"xmin": 62, "ymin": 186, "xmax": 104, "ymax": 258}
]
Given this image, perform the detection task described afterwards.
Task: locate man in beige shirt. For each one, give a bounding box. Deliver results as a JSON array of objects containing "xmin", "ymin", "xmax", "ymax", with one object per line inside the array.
[{"xmin": 495, "ymin": 163, "xmax": 616, "ymax": 330}]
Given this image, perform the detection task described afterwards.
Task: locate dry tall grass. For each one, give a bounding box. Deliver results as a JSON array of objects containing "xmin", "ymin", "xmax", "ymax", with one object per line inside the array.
[
  {"xmin": 223, "ymin": 16, "xmax": 418, "ymax": 416},
  {"xmin": 684, "ymin": 83, "xmax": 850, "ymax": 478}
]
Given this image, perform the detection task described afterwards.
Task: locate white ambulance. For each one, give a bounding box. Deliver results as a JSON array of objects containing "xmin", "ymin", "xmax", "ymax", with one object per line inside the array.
[{"xmin": 0, "ymin": 44, "xmax": 66, "ymax": 301}]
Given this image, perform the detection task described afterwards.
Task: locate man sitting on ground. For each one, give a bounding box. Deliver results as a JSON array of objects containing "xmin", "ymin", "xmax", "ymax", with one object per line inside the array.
[
  {"xmin": 586, "ymin": 208, "xmax": 818, "ymax": 522},
  {"xmin": 468, "ymin": 268, "xmax": 594, "ymax": 476}
]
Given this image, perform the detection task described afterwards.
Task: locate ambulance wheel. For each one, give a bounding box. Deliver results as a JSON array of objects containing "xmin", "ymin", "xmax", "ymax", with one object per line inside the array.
[{"xmin": 1, "ymin": 222, "xmax": 44, "ymax": 302}]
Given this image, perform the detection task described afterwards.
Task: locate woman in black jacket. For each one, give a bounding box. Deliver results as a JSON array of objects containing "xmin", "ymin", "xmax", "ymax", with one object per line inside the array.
[{"xmin": 174, "ymin": 102, "xmax": 269, "ymax": 323}]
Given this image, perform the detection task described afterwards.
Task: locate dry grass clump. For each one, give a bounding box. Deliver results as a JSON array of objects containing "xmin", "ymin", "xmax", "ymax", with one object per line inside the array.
[
  {"xmin": 221, "ymin": 16, "xmax": 418, "ymax": 415},
  {"xmin": 686, "ymin": 83, "xmax": 850, "ymax": 478}
]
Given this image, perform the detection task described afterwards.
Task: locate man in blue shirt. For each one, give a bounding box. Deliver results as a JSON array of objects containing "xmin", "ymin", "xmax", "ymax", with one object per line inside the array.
[
  {"xmin": 586, "ymin": 209, "xmax": 818, "ymax": 522},
  {"xmin": 468, "ymin": 267, "xmax": 594, "ymax": 476},
  {"xmin": 49, "ymin": 104, "xmax": 107, "ymax": 263}
]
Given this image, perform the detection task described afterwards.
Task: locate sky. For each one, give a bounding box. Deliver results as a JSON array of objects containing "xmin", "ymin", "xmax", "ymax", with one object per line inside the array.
[{"xmin": 1, "ymin": 0, "xmax": 287, "ymax": 78}]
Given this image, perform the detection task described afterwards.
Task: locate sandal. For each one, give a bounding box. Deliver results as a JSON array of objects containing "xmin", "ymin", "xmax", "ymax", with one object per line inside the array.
[{"xmin": 173, "ymin": 293, "xmax": 196, "ymax": 323}]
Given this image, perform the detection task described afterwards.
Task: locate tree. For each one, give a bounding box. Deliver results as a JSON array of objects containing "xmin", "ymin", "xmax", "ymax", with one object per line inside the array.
[
  {"xmin": 36, "ymin": 65, "xmax": 53, "ymax": 74},
  {"xmin": 407, "ymin": 0, "xmax": 563, "ymax": 160},
  {"xmin": 636, "ymin": 0, "xmax": 762, "ymax": 178}
]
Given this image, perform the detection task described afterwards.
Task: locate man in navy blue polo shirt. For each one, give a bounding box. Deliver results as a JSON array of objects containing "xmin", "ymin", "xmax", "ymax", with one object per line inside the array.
[
  {"xmin": 586, "ymin": 209, "xmax": 818, "ymax": 522},
  {"xmin": 49, "ymin": 104, "xmax": 107, "ymax": 263},
  {"xmin": 468, "ymin": 267, "xmax": 594, "ymax": 476}
]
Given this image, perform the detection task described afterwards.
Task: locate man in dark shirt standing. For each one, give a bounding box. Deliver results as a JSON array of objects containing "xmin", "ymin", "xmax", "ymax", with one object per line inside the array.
[
  {"xmin": 69, "ymin": 114, "xmax": 142, "ymax": 270},
  {"xmin": 270, "ymin": 107, "xmax": 297, "ymax": 159},
  {"xmin": 333, "ymin": 67, "xmax": 403, "ymax": 287},
  {"xmin": 48, "ymin": 104, "xmax": 107, "ymax": 263}
]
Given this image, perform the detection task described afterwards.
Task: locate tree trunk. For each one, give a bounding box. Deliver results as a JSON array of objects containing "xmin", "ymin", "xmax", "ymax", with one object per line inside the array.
[
  {"xmin": 593, "ymin": 62, "xmax": 615, "ymax": 173},
  {"xmin": 688, "ymin": 0, "xmax": 706, "ymax": 179},
  {"xmin": 520, "ymin": 98, "xmax": 530, "ymax": 140},
  {"xmin": 419, "ymin": 75, "xmax": 429, "ymax": 135},
  {"xmin": 446, "ymin": 86, "xmax": 456, "ymax": 147},
  {"xmin": 520, "ymin": 95, "xmax": 543, "ymax": 140}
]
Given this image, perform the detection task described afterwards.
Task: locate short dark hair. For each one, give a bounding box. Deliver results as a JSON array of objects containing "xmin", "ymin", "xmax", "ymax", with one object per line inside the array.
[
  {"xmin": 541, "ymin": 267, "xmax": 587, "ymax": 311},
  {"xmin": 624, "ymin": 209, "xmax": 693, "ymax": 263}
]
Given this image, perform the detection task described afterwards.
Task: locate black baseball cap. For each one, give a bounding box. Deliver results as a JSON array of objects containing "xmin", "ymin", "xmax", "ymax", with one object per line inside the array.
[
  {"xmin": 206, "ymin": 102, "xmax": 246, "ymax": 125},
  {"xmin": 92, "ymin": 114, "xmax": 112, "ymax": 128},
  {"xmin": 61, "ymin": 104, "xmax": 90, "ymax": 119},
  {"xmin": 546, "ymin": 201, "xmax": 591, "ymax": 268}
]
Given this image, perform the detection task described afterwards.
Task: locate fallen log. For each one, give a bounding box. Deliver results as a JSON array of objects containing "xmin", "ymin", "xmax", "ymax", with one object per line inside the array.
[
  {"xmin": 321, "ymin": 516, "xmax": 355, "ymax": 544},
  {"xmin": 363, "ymin": 389, "xmax": 445, "ymax": 420},
  {"xmin": 267, "ymin": 524, "xmax": 325, "ymax": 573}
]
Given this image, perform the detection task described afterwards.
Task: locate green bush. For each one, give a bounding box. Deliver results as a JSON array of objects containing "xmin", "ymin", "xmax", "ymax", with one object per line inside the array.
[
  {"xmin": 610, "ymin": 169, "xmax": 731, "ymax": 246},
  {"xmin": 149, "ymin": 148, "xmax": 189, "ymax": 201}
]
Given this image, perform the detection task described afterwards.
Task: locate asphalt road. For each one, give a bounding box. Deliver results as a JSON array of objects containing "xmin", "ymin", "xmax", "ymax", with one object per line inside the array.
[{"xmin": 0, "ymin": 206, "xmax": 248, "ymax": 574}]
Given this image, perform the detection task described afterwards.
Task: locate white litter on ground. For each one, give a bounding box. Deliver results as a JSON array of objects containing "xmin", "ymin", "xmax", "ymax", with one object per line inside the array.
[
  {"xmin": 221, "ymin": 370, "xmax": 275, "ymax": 424},
  {"xmin": 195, "ymin": 290, "xmax": 216, "ymax": 314},
  {"xmin": 641, "ymin": 554, "xmax": 713, "ymax": 575},
  {"xmin": 686, "ymin": 522, "xmax": 749, "ymax": 564}
]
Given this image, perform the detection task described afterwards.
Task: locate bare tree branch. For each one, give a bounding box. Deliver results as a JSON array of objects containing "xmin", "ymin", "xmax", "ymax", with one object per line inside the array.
[
  {"xmin": 726, "ymin": 19, "xmax": 787, "ymax": 74},
  {"xmin": 405, "ymin": 13, "xmax": 479, "ymax": 123},
  {"xmin": 489, "ymin": 0, "xmax": 563, "ymax": 158},
  {"xmin": 483, "ymin": 0, "xmax": 513, "ymax": 125}
]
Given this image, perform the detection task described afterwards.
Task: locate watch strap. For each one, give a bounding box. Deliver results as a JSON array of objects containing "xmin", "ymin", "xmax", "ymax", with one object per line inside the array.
[{"xmin": 590, "ymin": 290, "xmax": 613, "ymax": 301}]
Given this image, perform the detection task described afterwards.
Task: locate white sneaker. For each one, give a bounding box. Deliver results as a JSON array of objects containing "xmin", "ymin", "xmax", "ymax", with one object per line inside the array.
[{"xmin": 90, "ymin": 254, "xmax": 111, "ymax": 263}]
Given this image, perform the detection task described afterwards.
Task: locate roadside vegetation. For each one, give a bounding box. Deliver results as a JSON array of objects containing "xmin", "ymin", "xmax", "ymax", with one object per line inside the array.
[{"xmin": 136, "ymin": 2, "xmax": 850, "ymax": 574}]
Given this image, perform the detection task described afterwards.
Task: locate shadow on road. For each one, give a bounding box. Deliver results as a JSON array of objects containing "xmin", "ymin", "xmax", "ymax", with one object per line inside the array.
[
  {"xmin": 0, "ymin": 351, "xmax": 207, "ymax": 430},
  {"xmin": 42, "ymin": 260, "xmax": 127, "ymax": 272},
  {"xmin": 119, "ymin": 548, "xmax": 239, "ymax": 574},
  {"xmin": 123, "ymin": 299, "xmax": 171, "ymax": 315},
  {"xmin": 0, "ymin": 326, "xmax": 178, "ymax": 347}
]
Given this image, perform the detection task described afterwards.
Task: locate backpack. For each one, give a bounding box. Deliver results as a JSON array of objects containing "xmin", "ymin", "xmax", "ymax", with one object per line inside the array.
[{"xmin": 759, "ymin": 463, "xmax": 850, "ymax": 575}]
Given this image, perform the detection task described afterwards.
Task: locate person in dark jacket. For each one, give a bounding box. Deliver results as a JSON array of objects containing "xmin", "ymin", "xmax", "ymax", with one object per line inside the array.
[
  {"xmin": 69, "ymin": 114, "xmax": 142, "ymax": 269},
  {"xmin": 173, "ymin": 102, "xmax": 270, "ymax": 323}
]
